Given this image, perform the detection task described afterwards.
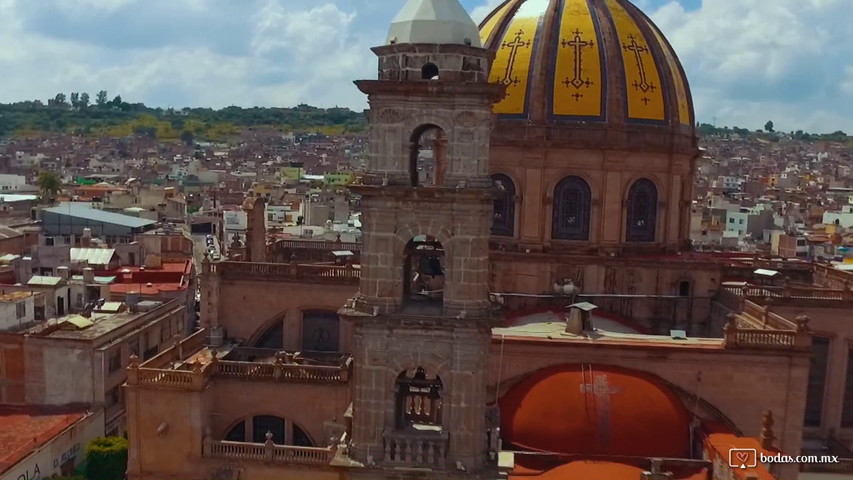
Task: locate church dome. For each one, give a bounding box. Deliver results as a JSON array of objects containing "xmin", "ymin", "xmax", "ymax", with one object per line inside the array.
[
  {"xmin": 499, "ymin": 364, "xmax": 690, "ymax": 458},
  {"xmin": 479, "ymin": 0, "xmax": 694, "ymax": 150},
  {"xmin": 388, "ymin": 0, "xmax": 483, "ymax": 48}
]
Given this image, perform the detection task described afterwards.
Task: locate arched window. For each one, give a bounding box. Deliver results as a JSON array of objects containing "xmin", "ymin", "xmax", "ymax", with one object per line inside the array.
[
  {"xmin": 395, "ymin": 367, "xmax": 443, "ymax": 429},
  {"xmin": 552, "ymin": 176, "xmax": 591, "ymax": 240},
  {"xmin": 491, "ymin": 174, "xmax": 515, "ymax": 236},
  {"xmin": 403, "ymin": 236, "xmax": 445, "ymax": 309},
  {"xmin": 254, "ymin": 320, "xmax": 283, "ymax": 350},
  {"xmin": 626, "ymin": 179, "xmax": 658, "ymax": 243},
  {"xmin": 421, "ymin": 63, "xmax": 439, "ymax": 80},
  {"xmin": 409, "ymin": 125, "xmax": 446, "ymax": 187}
]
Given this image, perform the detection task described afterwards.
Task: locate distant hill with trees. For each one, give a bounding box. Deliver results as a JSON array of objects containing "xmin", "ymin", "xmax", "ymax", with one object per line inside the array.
[
  {"xmin": 0, "ymin": 91, "xmax": 367, "ymax": 141},
  {"xmin": 697, "ymin": 122, "xmax": 851, "ymax": 144},
  {"xmin": 1, "ymin": 92, "xmax": 849, "ymax": 144}
]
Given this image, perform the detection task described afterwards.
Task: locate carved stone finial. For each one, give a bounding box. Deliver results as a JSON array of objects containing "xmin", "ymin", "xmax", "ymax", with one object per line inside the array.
[
  {"xmin": 725, "ymin": 314, "xmax": 739, "ymax": 332},
  {"xmin": 204, "ymin": 426, "xmax": 212, "ymax": 440},
  {"xmin": 265, "ymin": 431, "xmax": 274, "ymax": 443},
  {"xmin": 796, "ymin": 315, "xmax": 810, "ymax": 332},
  {"xmin": 203, "ymin": 251, "xmax": 209, "ymax": 263},
  {"xmin": 129, "ymin": 354, "xmax": 139, "ymax": 368}
]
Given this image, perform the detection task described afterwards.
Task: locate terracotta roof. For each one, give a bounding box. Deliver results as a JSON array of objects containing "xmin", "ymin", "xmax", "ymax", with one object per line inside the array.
[
  {"xmin": 499, "ymin": 364, "xmax": 691, "ymax": 458},
  {"xmin": 510, "ymin": 460, "xmax": 709, "ymax": 480},
  {"xmin": 0, "ymin": 406, "xmax": 86, "ymax": 474}
]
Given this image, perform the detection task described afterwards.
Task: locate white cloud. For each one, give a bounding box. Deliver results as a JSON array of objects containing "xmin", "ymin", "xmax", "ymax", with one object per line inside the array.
[
  {"xmin": 0, "ymin": 0, "xmax": 850, "ymax": 133},
  {"xmin": 470, "ymin": 0, "xmax": 504, "ymax": 23},
  {"xmin": 650, "ymin": 0, "xmax": 853, "ymax": 133}
]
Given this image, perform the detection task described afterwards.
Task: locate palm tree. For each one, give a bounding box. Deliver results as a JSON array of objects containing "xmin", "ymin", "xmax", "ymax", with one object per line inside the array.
[{"xmin": 36, "ymin": 171, "xmax": 62, "ymax": 204}]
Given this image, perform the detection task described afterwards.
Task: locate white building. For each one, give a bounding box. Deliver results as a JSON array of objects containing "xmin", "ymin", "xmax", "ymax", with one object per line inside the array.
[
  {"xmin": 823, "ymin": 205, "xmax": 853, "ymax": 229},
  {"xmin": 0, "ymin": 291, "xmax": 36, "ymax": 331}
]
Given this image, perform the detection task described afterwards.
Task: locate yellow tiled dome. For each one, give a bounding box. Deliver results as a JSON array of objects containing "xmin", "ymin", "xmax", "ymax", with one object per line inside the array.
[{"xmin": 480, "ymin": 0, "xmax": 693, "ymax": 129}]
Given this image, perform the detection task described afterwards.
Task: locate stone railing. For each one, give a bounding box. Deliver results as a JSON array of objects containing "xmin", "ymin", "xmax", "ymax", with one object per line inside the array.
[
  {"xmin": 204, "ymin": 435, "xmax": 334, "ymax": 467},
  {"xmin": 143, "ymin": 328, "xmax": 209, "ymax": 369},
  {"xmin": 274, "ymin": 239, "xmax": 361, "ymax": 253},
  {"xmin": 722, "ymin": 283, "xmax": 853, "ymax": 303},
  {"xmin": 213, "ymin": 261, "xmax": 359, "ymax": 284},
  {"xmin": 383, "ymin": 430, "xmax": 449, "ymax": 468},
  {"xmin": 130, "ymin": 366, "xmax": 205, "ymax": 390},
  {"xmin": 127, "ymin": 354, "xmax": 353, "ymax": 390},
  {"xmin": 723, "ymin": 314, "xmax": 811, "ymax": 351},
  {"xmin": 815, "ymin": 262, "xmax": 853, "ymax": 289},
  {"xmin": 212, "ymin": 356, "xmax": 351, "ymax": 383}
]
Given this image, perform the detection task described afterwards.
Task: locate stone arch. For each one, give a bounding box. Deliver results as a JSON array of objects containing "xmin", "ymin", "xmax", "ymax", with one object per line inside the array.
[
  {"xmin": 220, "ymin": 414, "xmax": 318, "ymax": 446},
  {"xmin": 421, "ymin": 62, "xmax": 439, "ymax": 80},
  {"xmin": 624, "ymin": 177, "xmax": 661, "ymax": 243},
  {"xmin": 387, "ymin": 351, "xmax": 452, "ymax": 392},
  {"xmin": 408, "ymin": 123, "xmax": 447, "ymax": 187},
  {"xmin": 394, "ymin": 227, "xmax": 453, "ymax": 307},
  {"xmin": 491, "ymin": 173, "xmax": 517, "ymax": 237},
  {"xmin": 489, "ymin": 363, "xmax": 741, "ymax": 436},
  {"xmin": 247, "ymin": 312, "xmax": 285, "ymax": 349}
]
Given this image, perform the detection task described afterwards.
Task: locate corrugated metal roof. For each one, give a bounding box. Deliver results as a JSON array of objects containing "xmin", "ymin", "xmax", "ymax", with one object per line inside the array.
[
  {"xmin": 64, "ymin": 315, "xmax": 93, "ymax": 329},
  {"xmin": 97, "ymin": 302, "xmax": 123, "ymax": 313},
  {"xmin": 27, "ymin": 276, "xmax": 63, "ymax": 286},
  {"xmin": 45, "ymin": 203, "xmax": 156, "ymax": 229},
  {"xmin": 70, "ymin": 275, "xmax": 116, "ymax": 284},
  {"xmin": 70, "ymin": 248, "xmax": 116, "ymax": 266}
]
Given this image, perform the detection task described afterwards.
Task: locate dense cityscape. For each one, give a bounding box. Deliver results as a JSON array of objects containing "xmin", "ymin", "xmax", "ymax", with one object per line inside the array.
[{"xmin": 0, "ymin": 1, "xmax": 852, "ymax": 480}]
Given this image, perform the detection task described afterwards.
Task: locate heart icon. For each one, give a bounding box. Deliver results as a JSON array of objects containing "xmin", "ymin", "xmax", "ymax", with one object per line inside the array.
[{"xmin": 736, "ymin": 451, "xmax": 749, "ymax": 464}]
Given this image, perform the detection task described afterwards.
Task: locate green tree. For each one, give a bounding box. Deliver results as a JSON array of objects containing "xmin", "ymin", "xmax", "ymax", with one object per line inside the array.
[
  {"xmin": 80, "ymin": 92, "xmax": 90, "ymax": 109},
  {"xmin": 36, "ymin": 171, "xmax": 62, "ymax": 203},
  {"xmin": 70, "ymin": 92, "xmax": 80, "ymax": 108},
  {"xmin": 765, "ymin": 120, "xmax": 774, "ymax": 132},
  {"xmin": 96, "ymin": 90, "xmax": 109, "ymax": 107},
  {"xmin": 180, "ymin": 129, "xmax": 194, "ymax": 146},
  {"xmin": 112, "ymin": 95, "xmax": 123, "ymax": 107},
  {"xmin": 85, "ymin": 436, "xmax": 128, "ymax": 480},
  {"xmin": 53, "ymin": 93, "xmax": 67, "ymax": 107}
]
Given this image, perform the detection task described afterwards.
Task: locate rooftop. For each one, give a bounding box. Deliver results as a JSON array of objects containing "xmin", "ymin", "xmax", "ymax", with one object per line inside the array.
[
  {"xmin": 0, "ymin": 406, "xmax": 87, "ymax": 475},
  {"xmin": 25, "ymin": 300, "xmax": 171, "ymax": 341},
  {"xmin": 44, "ymin": 203, "xmax": 156, "ymax": 229},
  {"xmin": 70, "ymin": 248, "xmax": 117, "ymax": 266},
  {"xmin": 0, "ymin": 291, "xmax": 33, "ymax": 303},
  {"xmin": 493, "ymin": 306, "xmax": 722, "ymax": 349}
]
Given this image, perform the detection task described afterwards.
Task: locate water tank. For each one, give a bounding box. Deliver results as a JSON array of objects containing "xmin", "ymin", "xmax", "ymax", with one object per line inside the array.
[{"xmin": 126, "ymin": 292, "xmax": 140, "ymax": 313}]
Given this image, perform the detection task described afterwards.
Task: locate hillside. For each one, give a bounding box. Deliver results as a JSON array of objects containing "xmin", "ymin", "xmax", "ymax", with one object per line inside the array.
[{"xmin": 0, "ymin": 93, "xmax": 367, "ymax": 141}]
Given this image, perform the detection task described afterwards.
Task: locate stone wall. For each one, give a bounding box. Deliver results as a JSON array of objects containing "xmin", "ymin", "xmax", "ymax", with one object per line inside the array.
[{"xmin": 490, "ymin": 146, "xmax": 694, "ymax": 254}]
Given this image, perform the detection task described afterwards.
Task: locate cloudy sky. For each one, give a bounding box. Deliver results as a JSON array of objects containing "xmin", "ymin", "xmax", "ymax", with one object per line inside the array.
[{"xmin": 0, "ymin": 0, "xmax": 850, "ymax": 133}]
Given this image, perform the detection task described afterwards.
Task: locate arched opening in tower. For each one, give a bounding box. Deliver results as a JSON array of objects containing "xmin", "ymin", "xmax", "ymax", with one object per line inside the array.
[
  {"xmin": 395, "ymin": 367, "xmax": 443, "ymax": 430},
  {"xmin": 403, "ymin": 235, "xmax": 445, "ymax": 309},
  {"xmin": 409, "ymin": 124, "xmax": 447, "ymax": 187}
]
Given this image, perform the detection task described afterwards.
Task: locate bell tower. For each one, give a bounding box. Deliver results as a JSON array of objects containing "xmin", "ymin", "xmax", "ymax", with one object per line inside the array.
[{"xmin": 341, "ymin": 0, "xmax": 505, "ymax": 475}]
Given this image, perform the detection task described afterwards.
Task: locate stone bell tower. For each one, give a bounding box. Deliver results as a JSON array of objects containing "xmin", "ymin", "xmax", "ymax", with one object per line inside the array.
[{"xmin": 340, "ymin": 0, "xmax": 505, "ymax": 475}]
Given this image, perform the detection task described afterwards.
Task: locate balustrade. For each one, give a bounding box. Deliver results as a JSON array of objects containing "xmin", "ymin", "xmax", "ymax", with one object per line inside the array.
[
  {"xmin": 383, "ymin": 430, "xmax": 448, "ymax": 468},
  {"xmin": 127, "ymin": 355, "xmax": 352, "ymax": 390},
  {"xmin": 205, "ymin": 439, "xmax": 333, "ymax": 466},
  {"xmin": 218, "ymin": 261, "xmax": 359, "ymax": 284}
]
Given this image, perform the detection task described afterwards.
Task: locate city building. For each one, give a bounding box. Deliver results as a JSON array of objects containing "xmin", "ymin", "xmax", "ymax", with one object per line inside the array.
[{"xmin": 124, "ymin": 1, "xmax": 814, "ymax": 480}]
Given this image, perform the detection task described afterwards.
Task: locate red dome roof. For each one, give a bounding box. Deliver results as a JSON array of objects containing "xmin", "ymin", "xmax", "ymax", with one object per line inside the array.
[
  {"xmin": 511, "ymin": 461, "xmax": 709, "ymax": 480},
  {"xmin": 499, "ymin": 364, "xmax": 690, "ymax": 458}
]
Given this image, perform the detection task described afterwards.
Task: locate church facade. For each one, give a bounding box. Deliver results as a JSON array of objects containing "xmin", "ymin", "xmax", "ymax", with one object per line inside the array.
[{"xmin": 124, "ymin": 1, "xmax": 828, "ymax": 480}]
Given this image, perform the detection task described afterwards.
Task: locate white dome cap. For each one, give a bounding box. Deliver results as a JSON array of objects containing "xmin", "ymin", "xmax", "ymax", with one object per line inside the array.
[{"xmin": 387, "ymin": 0, "xmax": 482, "ymax": 48}]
